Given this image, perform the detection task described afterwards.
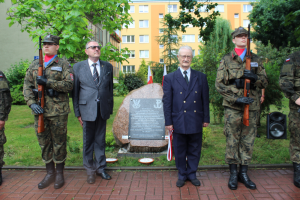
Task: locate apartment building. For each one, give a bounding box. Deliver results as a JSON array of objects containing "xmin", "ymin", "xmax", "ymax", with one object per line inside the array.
[{"xmin": 121, "ymin": 0, "xmax": 255, "ymax": 73}]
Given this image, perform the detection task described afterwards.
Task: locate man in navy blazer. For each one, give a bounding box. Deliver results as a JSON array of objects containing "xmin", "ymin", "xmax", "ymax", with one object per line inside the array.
[{"xmin": 163, "ymin": 46, "xmax": 210, "ymax": 187}]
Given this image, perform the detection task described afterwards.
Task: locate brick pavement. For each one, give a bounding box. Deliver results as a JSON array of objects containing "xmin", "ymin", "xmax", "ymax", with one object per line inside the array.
[{"xmin": 0, "ymin": 168, "xmax": 299, "ymax": 200}]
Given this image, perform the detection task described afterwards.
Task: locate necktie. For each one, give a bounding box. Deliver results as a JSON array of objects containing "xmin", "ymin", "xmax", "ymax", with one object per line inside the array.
[
  {"xmin": 183, "ymin": 70, "xmax": 189, "ymax": 85},
  {"xmin": 92, "ymin": 63, "xmax": 99, "ymax": 85}
]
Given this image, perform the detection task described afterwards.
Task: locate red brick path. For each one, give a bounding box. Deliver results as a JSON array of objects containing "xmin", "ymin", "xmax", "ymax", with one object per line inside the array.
[{"xmin": 0, "ymin": 169, "xmax": 299, "ymax": 199}]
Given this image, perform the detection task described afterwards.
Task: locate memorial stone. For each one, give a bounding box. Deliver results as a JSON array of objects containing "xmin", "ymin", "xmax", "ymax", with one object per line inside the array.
[{"xmin": 113, "ymin": 83, "xmax": 168, "ymax": 152}]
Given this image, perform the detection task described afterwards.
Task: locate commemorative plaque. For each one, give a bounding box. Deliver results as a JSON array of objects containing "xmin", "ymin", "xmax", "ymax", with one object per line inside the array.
[{"xmin": 128, "ymin": 98, "xmax": 165, "ymax": 140}]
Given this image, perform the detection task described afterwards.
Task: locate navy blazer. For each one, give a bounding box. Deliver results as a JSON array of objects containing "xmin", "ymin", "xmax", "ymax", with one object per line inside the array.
[{"xmin": 163, "ymin": 68, "xmax": 210, "ymax": 134}]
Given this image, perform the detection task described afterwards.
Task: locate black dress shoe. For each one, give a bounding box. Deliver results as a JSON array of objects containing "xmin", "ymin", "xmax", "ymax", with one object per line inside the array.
[
  {"xmin": 87, "ymin": 175, "xmax": 95, "ymax": 184},
  {"xmin": 190, "ymin": 179, "xmax": 201, "ymax": 186},
  {"xmin": 96, "ymin": 171, "xmax": 111, "ymax": 180},
  {"xmin": 176, "ymin": 179, "xmax": 185, "ymax": 187}
]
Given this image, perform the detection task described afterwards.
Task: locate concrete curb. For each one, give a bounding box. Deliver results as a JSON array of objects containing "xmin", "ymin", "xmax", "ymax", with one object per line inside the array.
[{"xmin": 2, "ymin": 164, "xmax": 293, "ymax": 171}]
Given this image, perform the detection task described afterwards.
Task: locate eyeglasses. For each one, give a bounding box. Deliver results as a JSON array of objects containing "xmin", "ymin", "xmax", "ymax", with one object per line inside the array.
[
  {"xmin": 179, "ymin": 55, "xmax": 192, "ymax": 60},
  {"xmin": 87, "ymin": 46, "xmax": 101, "ymax": 50},
  {"xmin": 43, "ymin": 42, "xmax": 56, "ymax": 46}
]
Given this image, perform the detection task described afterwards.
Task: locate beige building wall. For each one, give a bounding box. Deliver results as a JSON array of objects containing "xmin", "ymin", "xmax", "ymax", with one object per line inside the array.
[
  {"xmin": 0, "ymin": 0, "xmax": 38, "ymax": 72},
  {"xmin": 121, "ymin": 0, "xmax": 255, "ymax": 73}
]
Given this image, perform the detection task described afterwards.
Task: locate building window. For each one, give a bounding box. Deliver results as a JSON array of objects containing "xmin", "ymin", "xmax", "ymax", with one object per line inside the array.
[
  {"xmin": 139, "ymin": 35, "xmax": 149, "ymax": 43},
  {"xmin": 139, "ymin": 5, "xmax": 148, "ymax": 13},
  {"xmin": 129, "ymin": 5, "xmax": 135, "ymax": 13},
  {"xmin": 182, "ymin": 35, "xmax": 195, "ymax": 42},
  {"xmin": 243, "ymin": 5, "xmax": 253, "ymax": 12},
  {"xmin": 192, "ymin": 50, "xmax": 195, "ymax": 56},
  {"xmin": 198, "ymin": 35, "xmax": 203, "ymax": 43},
  {"xmin": 234, "ymin": 13, "xmax": 239, "ymax": 18},
  {"xmin": 215, "ymin": 5, "xmax": 224, "ymax": 12},
  {"xmin": 159, "ymin": 13, "xmax": 163, "ymax": 18},
  {"xmin": 127, "ymin": 50, "xmax": 135, "ymax": 58},
  {"xmin": 159, "ymin": 59, "xmax": 164, "ymax": 63},
  {"xmin": 159, "ymin": 29, "xmax": 164, "ymax": 33},
  {"xmin": 199, "ymin": 5, "xmax": 208, "ymax": 12},
  {"xmin": 171, "ymin": 50, "xmax": 177, "ymax": 56},
  {"xmin": 123, "ymin": 65, "xmax": 135, "ymax": 73},
  {"xmin": 183, "ymin": 23, "xmax": 193, "ymax": 28},
  {"xmin": 123, "ymin": 21, "xmax": 135, "ymax": 29},
  {"xmin": 168, "ymin": 5, "xmax": 177, "ymax": 13},
  {"xmin": 140, "ymin": 50, "xmax": 149, "ymax": 58},
  {"xmin": 159, "ymin": 44, "xmax": 164, "ymax": 48},
  {"xmin": 184, "ymin": 8, "xmax": 194, "ymax": 12},
  {"xmin": 122, "ymin": 35, "xmax": 135, "ymax": 43},
  {"xmin": 243, "ymin": 20, "xmax": 250, "ymax": 28},
  {"xmin": 139, "ymin": 20, "xmax": 149, "ymax": 28},
  {"xmin": 198, "ymin": 50, "xmax": 201, "ymax": 55}
]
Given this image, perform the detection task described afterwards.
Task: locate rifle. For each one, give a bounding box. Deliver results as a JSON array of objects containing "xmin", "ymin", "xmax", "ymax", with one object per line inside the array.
[
  {"xmin": 38, "ymin": 36, "xmax": 45, "ymax": 133},
  {"xmin": 243, "ymin": 24, "xmax": 251, "ymax": 126}
]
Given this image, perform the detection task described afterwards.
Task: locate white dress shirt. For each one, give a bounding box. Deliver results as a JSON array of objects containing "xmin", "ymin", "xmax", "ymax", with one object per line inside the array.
[
  {"xmin": 88, "ymin": 59, "xmax": 100, "ymax": 77},
  {"xmin": 179, "ymin": 67, "xmax": 191, "ymax": 81}
]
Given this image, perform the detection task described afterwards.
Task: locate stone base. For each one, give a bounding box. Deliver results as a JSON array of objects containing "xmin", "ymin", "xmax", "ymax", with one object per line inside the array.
[{"xmin": 117, "ymin": 148, "xmax": 167, "ymax": 158}]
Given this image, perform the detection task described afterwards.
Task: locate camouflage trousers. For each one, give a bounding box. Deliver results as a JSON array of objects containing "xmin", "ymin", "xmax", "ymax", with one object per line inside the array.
[
  {"xmin": 288, "ymin": 109, "xmax": 300, "ymax": 164},
  {"xmin": 224, "ymin": 107, "xmax": 258, "ymax": 165},
  {"xmin": 34, "ymin": 114, "xmax": 68, "ymax": 164},
  {"xmin": 0, "ymin": 128, "xmax": 7, "ymax": 168}
]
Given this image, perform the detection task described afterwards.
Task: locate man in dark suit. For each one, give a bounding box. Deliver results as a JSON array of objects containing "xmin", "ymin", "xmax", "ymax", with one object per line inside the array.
[
  {"xmin": 73, "ymin": 41, "xmax": 114, "ymax": 184},
  {"xmin": 163, "ymin": 46, "xmax": 210, "ymax": 187}
]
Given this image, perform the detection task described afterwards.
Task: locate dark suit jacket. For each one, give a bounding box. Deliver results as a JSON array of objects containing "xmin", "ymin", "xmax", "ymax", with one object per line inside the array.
[
  {"xmin": 163, "ymin": 68, "xmax": 210, "ymax": 134},
  {"xmin": 72, "ymin": 60, "xmax": 113, "ymax": 121}
]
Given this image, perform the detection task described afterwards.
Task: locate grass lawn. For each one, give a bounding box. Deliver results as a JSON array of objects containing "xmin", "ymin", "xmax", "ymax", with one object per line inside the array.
[{"xmin": 4, "ymin": 96, "xmax": 291, "ymax": 167}]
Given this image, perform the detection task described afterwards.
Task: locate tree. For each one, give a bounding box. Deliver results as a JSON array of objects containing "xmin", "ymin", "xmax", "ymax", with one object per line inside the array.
[
  {"xmin": 249, "ymin": 0, "xmax": 300, "ymax": 49},
  {"xmin": 191, "ymin": 17, "xmax": 234, "ymax": 123},
  {"xmin": 137, "ymin": 59, "xmax": 148, "ymax": 83},
  {"xmin": 156, "ymin": 18, "xmax": 181, "ymax": 73},
  {"xmin": 6, "ymin": 0, "xmax": 132, "ymax": 62},
  {"xmin": 285, "ymin": 9, "xmax": 300, "ymax": 42},
  {"xmin": 165, "ymin": 0, "xmax": 220, "ymax": 43}
]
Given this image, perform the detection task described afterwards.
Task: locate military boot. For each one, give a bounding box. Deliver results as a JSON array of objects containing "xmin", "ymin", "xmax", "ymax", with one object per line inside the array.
[
  {"xmin": 228, "ymin": 164, "xmax": 238, "ymax": 190},
  {"xmin": 0, "ymin": 168, "xmax": 2, "ymax": 186},
  {"xmin": 38, "ymin": 161, "xmax": 55, "ymax": 189},
  {"xmin": 54, "ymin": 162, "xmax": 65, "ymax": 189},
  {"xmin": 238, "ymin": 165, "xmax": 256, "ymax": 189},
  {"xmin": 293, "ymin": 162, "xmax": 300, "ymax": 188}
]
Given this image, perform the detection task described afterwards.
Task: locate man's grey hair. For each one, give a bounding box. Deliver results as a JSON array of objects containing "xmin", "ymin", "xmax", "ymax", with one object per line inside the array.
[
  {"xmin": 178, "ymin": 46, "xmax": 193, "ymax": 57},
  {"xmin": 85, "ymin": 40, "xmax": 99, "ymax": 49}
]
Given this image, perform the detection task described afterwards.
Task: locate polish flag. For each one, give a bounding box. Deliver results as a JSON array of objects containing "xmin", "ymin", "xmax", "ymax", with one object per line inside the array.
[
  {"xmin": 167, "ymin": 129, "xmax": 173, "ymax": 161},
  {"xmin": 286, "ymin": 58, "xmax": 290, "ymax": 62},
  {"xmin": 147, "ymin": 65, "xmax": 153, "ymax": 84},
  {"xmin": 162, "ymin": 64, "xmax": 167, "ymax": 86}
]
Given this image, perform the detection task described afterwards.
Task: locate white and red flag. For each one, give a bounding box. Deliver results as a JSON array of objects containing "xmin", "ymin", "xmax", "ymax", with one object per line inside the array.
[
  {"xmin": 167, "ymin": 129, "xmax": 173, "ymax": 161},
  {"xmin": 147, "ymin": 65, "xmax": 153, "ymax": 84},
  {"xmin": 162, "ymin": 64, "xmax": 167, "ymax": 86}
]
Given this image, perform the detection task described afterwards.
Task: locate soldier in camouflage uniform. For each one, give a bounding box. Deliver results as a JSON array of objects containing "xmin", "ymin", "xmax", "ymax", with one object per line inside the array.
[
  {"xmin": 215, "ymin": 27, "xmax": 268, "ymax": 190},
  {"xmin": 279, "ymin": 51, "xmax": 300, "ymax": 188},
  {"xmin": 0, "ymin": 71, "xmax": 12, "ymax": 186},
  {"xmin": 23, "ymin": 35, "xmax": 73, "ymax": 189}
]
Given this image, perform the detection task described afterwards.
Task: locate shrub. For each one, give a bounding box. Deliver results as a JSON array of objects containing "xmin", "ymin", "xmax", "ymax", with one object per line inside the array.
[
  {"xmin": 124, "ymin": 73, "xmax": 144, "ymax": 92},
  {"xmin": 5, "ymin": 59, "xmax": 31, "ymax": 105},
  {"xmin": 202, "ymin": 127, "xmax": 211, "ymax": 143},
  {"xmin": 115, "ymin": 71, "xmax": 129, "ymax": 96},
  {"xmin": 67, "ymin": 135, "xmax": 81, "ymax": 154}
]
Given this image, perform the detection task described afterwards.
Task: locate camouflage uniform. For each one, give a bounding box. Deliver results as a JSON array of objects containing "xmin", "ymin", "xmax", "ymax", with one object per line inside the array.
[
  {"xmin": 0, "ymin": 71, "xmax": 12, "ymax": 168},
  {"xmin": 216, "ymin": 50, "xmax": 268, "ymax": 165},
  {"xmin": 279, "ymin": 51, "xmax": 300, "ymax": 164},
  {"xmin": 23, "ymin": 57, "xmax": 73, "ymax": 164}
]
